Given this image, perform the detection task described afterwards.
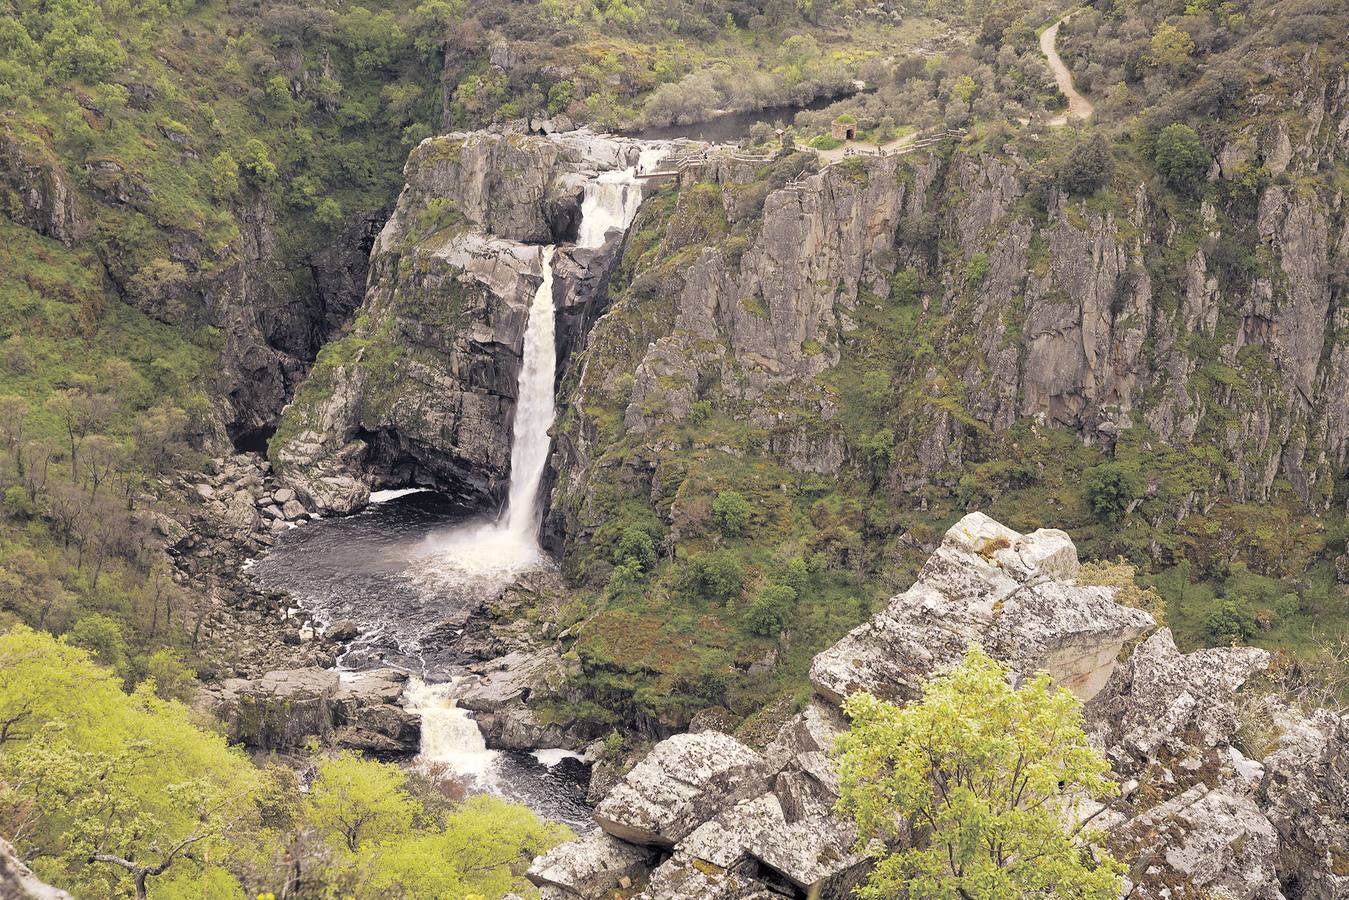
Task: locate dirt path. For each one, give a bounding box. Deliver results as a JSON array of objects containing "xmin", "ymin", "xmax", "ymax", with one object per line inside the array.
[
  {"xmin": 1041, "ymin": 13, "xmax": 1094, "ymax": 125},
  {"xmin": 813, "ymin": 129, "xmax": 921, "ymax": 164}
]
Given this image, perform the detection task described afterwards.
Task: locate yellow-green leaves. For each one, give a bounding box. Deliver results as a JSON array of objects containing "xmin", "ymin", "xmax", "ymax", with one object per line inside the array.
[{"xmin": 835, "ymin": 645, "xmax": 1123, "ymax": 900}]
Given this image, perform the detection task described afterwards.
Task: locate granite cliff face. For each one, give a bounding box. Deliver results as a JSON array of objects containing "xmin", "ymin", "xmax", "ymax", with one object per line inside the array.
[
  {"xmin": 270, "ymin": 130, "xmax": 676, "ymax": 513},
  {"xmin": 546, "ymin": 61, "xmax": 1349, "ymax": 579},
  {"xmin": 527, "ymin": 514, "xmax": 1349, "ymax": 899}
]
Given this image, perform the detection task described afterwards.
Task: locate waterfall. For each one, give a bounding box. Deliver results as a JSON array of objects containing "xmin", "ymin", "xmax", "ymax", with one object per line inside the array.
[
  {"xmin": 403, "ymin": 678, "xmax": 498, "ymax": 781},
  {"xmin": 499, "ymin": 245, "xmax": 557, "ymax": 544},
  {"xmin": 417, "ymin": 145, "xmax": 666, "ymax": 582}
]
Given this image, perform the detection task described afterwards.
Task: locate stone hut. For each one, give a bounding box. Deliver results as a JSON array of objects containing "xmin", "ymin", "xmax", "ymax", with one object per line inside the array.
[{"xmin": 830, "ymin": 115, "xmax": 856, "ymax": 141}]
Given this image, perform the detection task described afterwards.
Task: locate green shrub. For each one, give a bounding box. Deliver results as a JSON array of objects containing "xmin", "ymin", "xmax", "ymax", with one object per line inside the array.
[
  {"xmin": 745, "ymin": 583, "xmax": 797, "ymax": 636},
  {"xmin": 1083, "ymin": 463, "xmax": 1140, "ymax": 521},
  {"xmin": 1152, "ymin": 123, "xmax": 1209, "ymax": 194},
  {"xmin": 1204, "ymin": 599, "xmax": 1257, "ymax": 644},
  {"xmin": 680, "ymin": 551, "xmax": 745, "ymax": 605},
  {"xmin": 712, "ymin": 490, "xmax": 752, "ymax": 538},
  {"xmin": 614, "ymin": 527, "xmax": 657, "ymax": 571}
]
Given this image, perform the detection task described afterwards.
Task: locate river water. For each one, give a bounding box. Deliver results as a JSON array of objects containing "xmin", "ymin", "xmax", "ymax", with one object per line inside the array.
[{"xmin": 248, "ymin": 148, "xmax": 664, "ymax": 829}]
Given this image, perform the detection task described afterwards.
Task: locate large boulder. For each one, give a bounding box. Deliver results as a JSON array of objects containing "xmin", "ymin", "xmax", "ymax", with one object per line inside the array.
[
  {"xmin": 810, "ymin": 512, "xmax": 1154, "ymax": 705},
  {"xmin": 1085, "ymin": 628, "xmax": 1272, "ymax": 774},
  {"xmin": 525, "ymin": 830, "xmax": 656, "ymax": 899},
  {"xmin": 207, "ymin": 667, "xmax": 419, "ymax": 753},
  {"xmin": 594, "ymin": 732, "xmax": 769, "ymax": 847},
  {"xmin": 1260, "ymin": 708, "xmax": 1349, "ymax": 899},
  {"xmin": 1108, "ymin": 783, "xmax": 1282, "ymax": 899}
]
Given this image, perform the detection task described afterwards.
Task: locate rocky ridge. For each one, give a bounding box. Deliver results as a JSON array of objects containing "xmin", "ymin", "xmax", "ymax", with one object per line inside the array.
[{"xmin": 527, "ymin": 513, "xmax": 1349, "ymax": 899}]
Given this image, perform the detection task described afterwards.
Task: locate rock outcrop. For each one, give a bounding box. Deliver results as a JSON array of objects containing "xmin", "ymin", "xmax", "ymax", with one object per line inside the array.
[
  {"xmin": 0, "ymin": 837, "xmax": 73, "ymax": 900},
  {"xmin": 529, "ymin": 513, "xmax": 1349, "ymax": 898},
  {"xmin": 810, "ymin": 512, "xmax": 1153, "ymax": 705},
  {"xmin": 205, "ymin": 666, "xmax": 419, "ymax": 754}
]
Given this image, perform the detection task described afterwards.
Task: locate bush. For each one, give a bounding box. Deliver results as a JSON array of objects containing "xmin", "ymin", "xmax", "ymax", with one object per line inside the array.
[
  {"xmin": 614, "ymin": 527, "xmax": 657, "ymax": 571},
  {"xmin": 680, "ymin": 551, "xmax": 745, "ymax": 605},
  {"xmin": 745, "ymin": 584, "xmax": 797, "ymax": 636},
  {"xmin": 1152, "ymin": 123, "xmax": 1208, "ymax": 194},
  {"xmin": 712, "ymin": 490, "xmax": 752, "ymax": 538},
  {"xmin": 1059, "ymin": 133, "xmax": 1114, "ymax": 195},
  {"xmin": 1083, "ymin": 463, "xmax": 1140, "ymax": 521},
  {"xmin": 1204, "ymin": 599, "xmax": 1257, "ymax": 644}
]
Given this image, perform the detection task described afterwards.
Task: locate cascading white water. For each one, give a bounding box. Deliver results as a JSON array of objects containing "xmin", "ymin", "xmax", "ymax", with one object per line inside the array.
[
  {"xmin": 417, "ymin": 147, "xmax": 667, "ymax": 584},
  {"xmin": 414, "ymin": 246, "xmax": 557, "ymax": 578},
  {"xmin": 403, "ymin": 678, "xmax": 498, "ymax": 780}
]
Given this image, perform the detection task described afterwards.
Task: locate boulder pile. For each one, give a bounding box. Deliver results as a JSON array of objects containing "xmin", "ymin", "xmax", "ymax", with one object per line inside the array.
[{"xmin": 527, "ymin": 513, "xmax": 1349, "ymax": 899}]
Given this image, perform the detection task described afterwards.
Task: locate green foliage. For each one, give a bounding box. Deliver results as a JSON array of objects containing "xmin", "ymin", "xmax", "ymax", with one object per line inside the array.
[
  {"xmin": 679, "ymin": 551, "xmax": 745, "ymax": 605},
  {"xmin": 1083, "ymin": 463, "xmax": 1140, "ymax": 521},
  {"xmin": 614, "ymin": 526, "xmax": 657, "ymax": 572},
  {"xmin": 712, "ymin": 489, "xmax": 753, "ymax": 538},
  {"xmin": 239, "ymin": 138, "xmax": 278, "ymax": 186},
  {"xmin": 1152, "ymin": 123, "xmax": 1209, "ymax": 194},
  {"xmin": 0, "ymin": 626, "xmax": 570, "ymax": 898},
  {"xmin": 836, "ymin": 646, "xmax": 1124, "ymax": 900},
  {"xmin": 1059, "ymin": 132, "xmax": 1114, "ymax": 195},
  {"xmin": 1204, "ymin": 598, "xmax": 1257, "ymax": 644},
  {"xmin": 745, "ymin": 583, "xmax": 797, "ymax": 635}
]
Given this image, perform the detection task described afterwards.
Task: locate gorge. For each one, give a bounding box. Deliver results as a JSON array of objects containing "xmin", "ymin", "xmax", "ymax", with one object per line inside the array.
[{"xmin": 3, "ymin": 0, "xmax": 1348, "ymax": 896}]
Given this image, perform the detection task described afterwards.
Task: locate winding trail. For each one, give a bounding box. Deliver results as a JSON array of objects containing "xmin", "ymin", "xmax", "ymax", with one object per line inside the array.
[{"xmin": 1041, "ymin": 13, "xmax": 1094, "ymax": 125}]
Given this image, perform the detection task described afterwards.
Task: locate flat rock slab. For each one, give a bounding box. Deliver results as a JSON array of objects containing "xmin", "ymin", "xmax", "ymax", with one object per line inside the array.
[
  {"xmin": 526, "ymin": 830, "xmax": 655, "ymax": 898},
  {"xmin": 594, "ymin": 732, "xmax": 768, "ymax": 847}
]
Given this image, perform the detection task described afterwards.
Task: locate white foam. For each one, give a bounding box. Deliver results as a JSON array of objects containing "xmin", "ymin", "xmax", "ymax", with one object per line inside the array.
[
  {"xmin": 532, "ymin": 748, "xmax": 585, "ymax": 767},
  {"xmin": 403, "ymin": 678, "xmax": 499, "ymax": 782},
  {"xmin": 369, "ymin": 487, "xmax": 431, "ymax": 503}
]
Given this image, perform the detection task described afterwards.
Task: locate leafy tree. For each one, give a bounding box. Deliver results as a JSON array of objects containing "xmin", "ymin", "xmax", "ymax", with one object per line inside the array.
[
  {"xmin": 836, "ymin": 646, "xmax": 1124, "ymax": 900},
  {"xmin": 1059, "ymin": 132, "xmax": 1114, "ymax": 195},
  {"xmin": 712, "ymin": 489, "xmax": 752, "ymax": 538},
  {"xmin": 67, "ymin": 613, "xmax": 128, "ymax": 673},
  {"xmin": 305, "ymin": 751, "xmax": 418, "ymax": 851},
  {"xmin": 1083, "ymin": 463, "xmax": 1139, "ymax": 521},
  {"xmin": 1149, "ymin": 22, "xmax": 1194, "ymax": 73},
  {"xmin": 680, "ymin": 551, "xmax": 745, "ymax": 604},
  {"xmin": 746, "ymin": 583, "xmax": 796, "ymax": 636},
  {"xmin": 239, "ymin": 138, "xmax": 279, "ymax": 185},
  {"xmin": 614, "ymin": 526, "xmax": 656, "ymax": 571},
  {"xmin": 1204, "ymin": 598, "xmax": 1257, "ymax": 644},
  {"xmin": 1152, "ymin": 123, "xmax": 1209, "ymax": 194}
]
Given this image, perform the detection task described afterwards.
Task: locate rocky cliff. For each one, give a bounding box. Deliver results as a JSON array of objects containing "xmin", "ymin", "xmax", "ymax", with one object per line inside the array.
[
  {"xmin": 270, "ymin": 130, "xmax": 680, "ymax": 513},
  {"xmin": 548, "ymin": 60, "xmax": 1349, "ymax": 577},
  {"xmin": 527, "ymin": 513, "xmax": 1349, "ymax": 899}
]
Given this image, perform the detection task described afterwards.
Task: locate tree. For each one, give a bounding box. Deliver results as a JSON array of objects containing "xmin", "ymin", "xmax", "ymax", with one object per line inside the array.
[
  {"xmin": 1059, "ymin": 132, "xmax": 1114, "ymax": 195},
  {"xmin": 680, "ymin": 551, "xmax": 745, "ymax": 605},
  {"xmin": 1149, "ymin": 23, "xmax": 1194, "ymax": 74},
  {"xmin": 614, "ymin": 527, "xmax": 656, "ymax": 572},
  {"xmin": 746, "ymin": 583, "xmax": 796, "ymax": 636},
  {"xmin": 1152, "ymin": 123, "xmax": 1209, "ymax": 194},
  {"xmin": 1083, "ymin": 463, "xmax": 1139, "ymax": 521},
  {"xmin": 240, "ymin": 138, "xmax": 278, "ymax": 185},
  {"xmin": 712, "ymin": 490, "xmax": 752, "ymax": 538},
  {"xmin": 1204, "ymin": 598, "xmax": 1256, "ymax": 644},
  {"xmin": 836, "ymin": 646, "xmax": 1124, "ymax": 900},
  {"xmin": 305, "ymin": 751, "xmax": 418, "ymax": 852}
]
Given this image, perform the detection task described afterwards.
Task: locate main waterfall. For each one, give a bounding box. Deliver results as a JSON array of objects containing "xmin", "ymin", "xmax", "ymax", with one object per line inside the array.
[{"xmin": 419, "ymin": 148, "xmax": 663, "ymax": 582}]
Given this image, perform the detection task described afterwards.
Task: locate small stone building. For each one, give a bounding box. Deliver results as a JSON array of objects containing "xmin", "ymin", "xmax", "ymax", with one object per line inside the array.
[{"xmin": 830, "ymin": 116, "xmax": 856, "ymax": 141}]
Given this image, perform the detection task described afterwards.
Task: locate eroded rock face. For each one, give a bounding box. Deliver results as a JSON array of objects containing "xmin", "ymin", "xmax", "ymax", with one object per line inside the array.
[
  {"xmin": 1086, "ymin": 628, "xmax": 1272, "ymax": 774},
  {"xmin": 810, "ymin": 512, "xmax": 1154, "ymax": 704},
  {"xmin": 526, "ymin": 831, "xmax": 657, "ymax": 899},
  {"xmin": 1109, "ymin": 783, "xmax": 1283, "ymax": 900},
  {"xmin": 594, "ymin": 732, "xmax": 770, "ymax": 847},
  {"xmin": 1261, "ymin": 709, "xmax": 1349, "ymax": 899}
]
